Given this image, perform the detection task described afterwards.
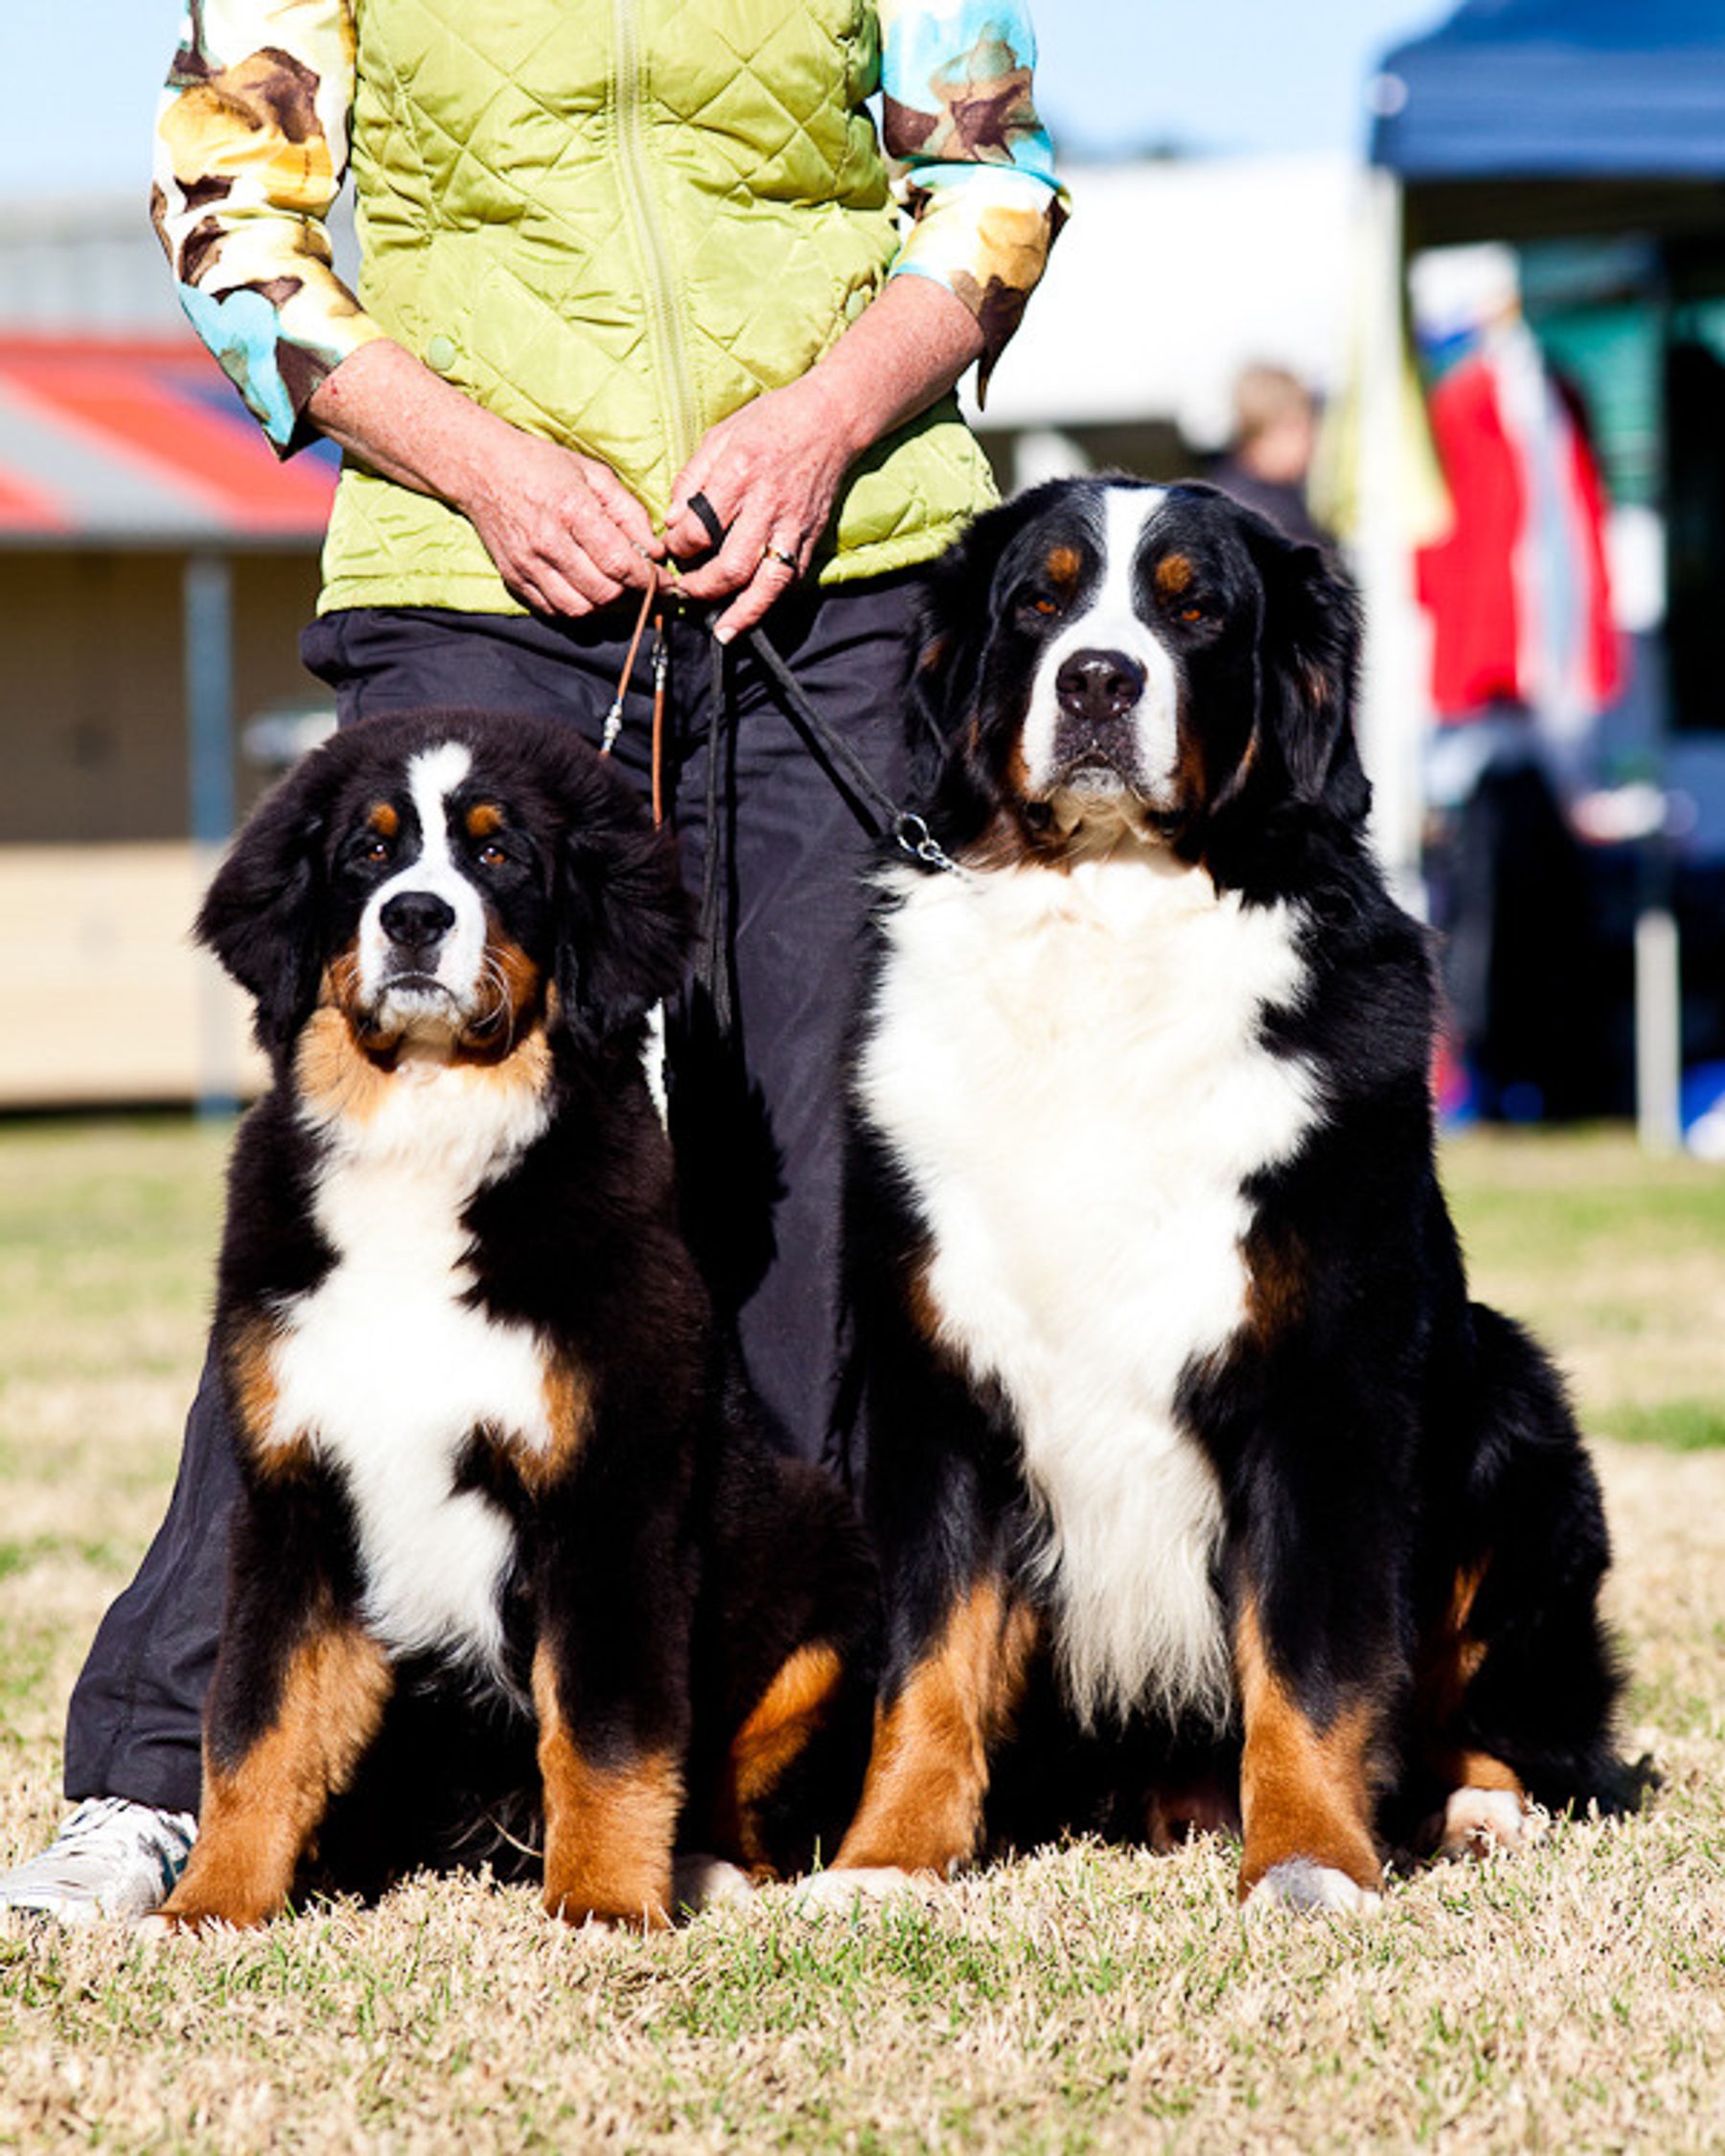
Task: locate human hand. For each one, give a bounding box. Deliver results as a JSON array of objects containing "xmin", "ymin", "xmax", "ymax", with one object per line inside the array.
[
  {"xmin": 662, "ymin": 376, "xmax": 858, "ymax": 641},
  {"xmin": 453, "ymin": 429, "xmax": 664, "ymax": 618},
  {"xmin": 309, "ymin": 340, "xmax": 664, "ymax": 621}
]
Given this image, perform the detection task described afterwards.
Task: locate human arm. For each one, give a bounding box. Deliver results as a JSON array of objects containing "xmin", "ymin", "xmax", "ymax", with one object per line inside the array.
[
  {"xmin": 661, "ymin": 274, "xmax": 985, "ymax": 641},
  {"xmin": 306, "ymin": 343, "xmax": 661, "ymax": 614},
  {"xmin": 151, "ymin": 0, "xmax": 657, "ymax": 613},
  {"xmin": 661, "ymin": 0, "xmax": 1069, "ymax": 639}
]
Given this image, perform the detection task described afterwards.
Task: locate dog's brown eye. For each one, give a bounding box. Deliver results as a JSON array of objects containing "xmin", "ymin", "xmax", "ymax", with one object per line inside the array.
[
  {"xmin": 1180, "ymin": 606, "xmax": 1205, "ymax": 624},
  {"xmin": 361, "ymin": 837, "xmax": 393, "ymax": 863},
  {"xmin": 476, "ymin": 843, "xmax": 508, "ymax": 868},
  {"xmin": 1034, "ymin": 597, "xmax": 1059, "ymax": 615}
]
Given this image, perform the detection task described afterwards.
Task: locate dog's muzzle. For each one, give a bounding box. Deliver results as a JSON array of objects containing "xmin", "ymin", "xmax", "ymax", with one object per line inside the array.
[
  {"xmin": 1050, "ymin": 647, "xmax": 1148, "ymax": 795},
  {"xmin": 379, "ymin": 890, "xmax": 457, "ymax": 985}
]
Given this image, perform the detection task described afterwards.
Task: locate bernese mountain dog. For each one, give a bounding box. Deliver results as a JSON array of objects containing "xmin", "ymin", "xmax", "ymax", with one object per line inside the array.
[
  {"xmin": 817, "ymin": 479, "xmax": 1639, "ymax": 1915},
  {"xmin": 153, "ymin": 711, "xmax": 875, "ymax": 1932}
]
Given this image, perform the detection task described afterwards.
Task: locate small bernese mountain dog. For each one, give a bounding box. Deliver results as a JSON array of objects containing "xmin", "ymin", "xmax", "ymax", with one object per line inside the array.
[
  {"xmin": 821, "ymin": 479, "xmax": 1639, "ymax": 1915},
  {"xmin": 155, "ymin": 711, "xmax": 875, "ymax": 1932}
]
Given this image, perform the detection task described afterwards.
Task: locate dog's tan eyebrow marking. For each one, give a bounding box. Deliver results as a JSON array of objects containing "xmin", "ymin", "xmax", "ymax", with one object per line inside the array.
[
  {"xmin": 465, "ymin": 801, "xmax": 504, "ymax": 838},
  {"xmin": 1046, "ymin": 544, "xmax": 1083, "ymax": 586},
  {"xmin": 1155, "ymin": 553, "xmax": 1195, "ymax": 596},
  {"xmin": 366, "ymin": 802, "xmax": 400, "ymax": 838}
]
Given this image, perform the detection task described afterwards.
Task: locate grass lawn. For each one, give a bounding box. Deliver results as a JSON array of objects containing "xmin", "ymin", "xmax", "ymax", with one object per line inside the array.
[{"xmin": 2, "ymin": 1116, "xmax": 1723, "ymax": 2152}]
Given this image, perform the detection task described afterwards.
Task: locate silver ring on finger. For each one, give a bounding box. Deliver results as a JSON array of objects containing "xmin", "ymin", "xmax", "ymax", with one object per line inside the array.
[{"xmin": 760, "ymin": 541, "xmax": 799, "ymax": 573}]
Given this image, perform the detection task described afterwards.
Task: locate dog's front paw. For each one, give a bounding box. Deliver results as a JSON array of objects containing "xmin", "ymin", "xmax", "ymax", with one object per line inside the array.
[
  {"xmin": 1245, "ymin": 1860, "xmax": 1384, "ymax": 1918},
  {"xmin": 672, "ymin": 1853, "xmax": 756, "ymax": 1915},
  {"xmin": 135, "ymin": 1901, "xmax": 257, "ymax": 1938},
  {"xmin": 1432, "ymin": 1786, "xmax": 1540, "ymax": 1862},
  {"xmin": 544, "ymin": 1892, "xmax": 672, "ymax": 1932},
  {"xmin": 788, "ymin": 1866, "xmax": 937, "ymax": 1917}
]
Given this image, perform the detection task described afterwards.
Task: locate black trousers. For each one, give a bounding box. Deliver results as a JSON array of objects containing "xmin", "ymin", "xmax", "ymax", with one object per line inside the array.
[{"xmin": 64, "ymin": 575, "xmax": 918, "ymax": 1814}]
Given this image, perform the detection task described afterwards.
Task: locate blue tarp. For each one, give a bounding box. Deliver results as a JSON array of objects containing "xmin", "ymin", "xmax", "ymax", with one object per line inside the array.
[{"xmin": 1370, "ymin": 0, "xmax": 1725, "ymax": 180}]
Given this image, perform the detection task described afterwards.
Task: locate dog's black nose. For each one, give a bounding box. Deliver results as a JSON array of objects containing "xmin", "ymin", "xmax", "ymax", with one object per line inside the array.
[
  {"xmin": 1055, "ymin": 649, "xmax": 1146, "ymax": 726},
  {"xmin": 380, "ymin": 890, "xmax": 456, "ymax": 951}
]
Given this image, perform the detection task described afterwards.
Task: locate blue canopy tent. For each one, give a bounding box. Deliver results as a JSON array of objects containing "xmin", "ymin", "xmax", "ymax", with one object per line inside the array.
[
  {"xmin": 1371, "ymin": 0, "xmax": 1725, "ymax": 243},
  {"xmin": 1362, "ymin": 0, "xmax": 1725, "ymax": 1145}
]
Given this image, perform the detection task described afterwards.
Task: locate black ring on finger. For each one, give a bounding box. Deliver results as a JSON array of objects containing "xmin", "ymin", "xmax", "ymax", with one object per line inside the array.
[{"xmin": 687, "ymin": 491, "xmax": 727, "ymax": 551}]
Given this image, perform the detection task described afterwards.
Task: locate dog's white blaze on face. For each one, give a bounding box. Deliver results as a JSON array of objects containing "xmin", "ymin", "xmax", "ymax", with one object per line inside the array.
[
  {"xmin": 1020, "ymin": 486, "xmax": 1182, "ymax": 808},
  {"xmin": 862, "ymin": 853, "xmax": 1322, "ymax": 1728},
  {"xmin": 269, "ymin": 1060, "xmax": 556, "ymax": 1678},
  {"xmin": 356, "ymin": 740, "xmax": 493, "ymax": 1026}
]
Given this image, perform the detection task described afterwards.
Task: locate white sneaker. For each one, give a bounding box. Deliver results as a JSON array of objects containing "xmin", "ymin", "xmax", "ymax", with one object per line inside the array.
[{"xmin": 0, "ymin": 1799, "xmax": 196, "ymax": 1925}]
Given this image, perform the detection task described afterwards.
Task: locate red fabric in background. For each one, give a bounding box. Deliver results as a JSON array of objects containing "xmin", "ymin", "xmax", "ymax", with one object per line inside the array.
[
  {"xmin": 1415, "ymin": 350, "xmax": 1622, "ymax": 722},
  {"xmin": 1416, "ymin": 356, "xmax": 1528, "ymax": 720}
]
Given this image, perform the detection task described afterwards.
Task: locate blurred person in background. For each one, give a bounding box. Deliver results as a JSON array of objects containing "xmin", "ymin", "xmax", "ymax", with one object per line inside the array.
[
  {"xmin": 1210, "ymin": 362, "xmax": 1333, "ymax": 550},
  {"xmin": 1412, "ymin": 245, "xmax": 1622, "ymax": 1125}
]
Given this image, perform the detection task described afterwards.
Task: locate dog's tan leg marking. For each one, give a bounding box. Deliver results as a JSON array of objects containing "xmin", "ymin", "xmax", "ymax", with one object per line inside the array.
[
  {"xmin": 826, "ymin": 1580, "xmax": 1037, "ymax": 1881},
  {"xmin": 156, "ymin": 1622, "xmax": 393, "ymax": 1932},
  {"xmin": 1235, "ymin": 1599, "xmax": 1384, "ymax": 1915},
  {"xmin": 532, "ymin": 1642, "xmax": 681, "ymax": 1931},
  {"xmin": 1411, "ymin": 1559, "xmax": 1535, "ymax": 1859},
  {"xmin": 711, "ymin": 1640, "xmax": 848, "ymax": 1875}
]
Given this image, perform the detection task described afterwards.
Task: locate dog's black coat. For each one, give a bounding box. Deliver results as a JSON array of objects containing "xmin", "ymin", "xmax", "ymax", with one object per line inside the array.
[
  {"xmin": 163, "ymin": 711, "xmax": 875, "ymax": 1927},
  {"xmin": 833, "ymin": 481, "xmax": 1639, "ymax": 1900}
]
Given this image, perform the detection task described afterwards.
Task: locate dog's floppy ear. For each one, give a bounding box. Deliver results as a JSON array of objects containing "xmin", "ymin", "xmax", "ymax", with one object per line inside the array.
[
  {"xmin": 553, "ymin": 800, "xmax": 694, "ymax": 1048},
  {"xmin": 906, "ymin": 494, "xmax": 1041, "ymax": 778},
  {"xmin": 1231, "ymin": 518, "xmax": 1369, "ymax": 828},
  {"xmin": 195, "ymin": 753, "xmax": 333, "ymax": 1059}
]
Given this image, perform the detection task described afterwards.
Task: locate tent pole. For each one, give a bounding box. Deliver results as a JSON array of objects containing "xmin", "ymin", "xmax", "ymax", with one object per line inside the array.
[
  {"xmin": 1635, "ymin": 903, "xmax": 1682, "ymax": 1152},
  {"xmin": 1351, "ymin": 166, "xmax": 1428, "ymax": 907},
  {"xmin": 184, "ymin": 550, "xmax": 238, "ymax": 1122},
  {"xmin": 1635, "ymin": 256, "xmax": 1683, "ymax": 1154}
]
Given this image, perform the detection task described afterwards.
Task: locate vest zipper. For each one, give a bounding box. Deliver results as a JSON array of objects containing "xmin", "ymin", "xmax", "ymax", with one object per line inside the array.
[{"xmin": 612, "ymin": 0, "xmax": 701, "ymax": 480}]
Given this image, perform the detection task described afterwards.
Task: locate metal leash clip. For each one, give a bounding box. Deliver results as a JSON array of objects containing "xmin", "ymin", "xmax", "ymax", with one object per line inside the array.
[{"xmin": 892, "ymin": 813, "xmax": 962, "ymax": 878}]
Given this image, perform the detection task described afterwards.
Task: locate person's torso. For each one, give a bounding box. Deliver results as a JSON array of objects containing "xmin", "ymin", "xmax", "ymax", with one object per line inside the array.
[{"xmin": 322, "ymin": 0, "xmax": 996, "ymax": 614}]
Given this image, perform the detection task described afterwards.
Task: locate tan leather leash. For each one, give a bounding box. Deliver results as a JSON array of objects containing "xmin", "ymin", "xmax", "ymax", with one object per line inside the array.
[
  {"xmin": 597, "ymin": 492, "xmax": 961, "ymax": 1038},
  {"xmin": 598, "ymin": 570, "xmax": 672, "ymax": 826}
]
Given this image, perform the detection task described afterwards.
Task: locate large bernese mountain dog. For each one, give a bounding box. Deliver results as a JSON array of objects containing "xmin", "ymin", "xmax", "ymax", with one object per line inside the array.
[
  {"xmin": 817, "ymin": 479, "xmax": 1640, "ymax": 1915},
  {"xmin": 154, "ymin": 711, "xmax": 875, "ymax": 1932}
]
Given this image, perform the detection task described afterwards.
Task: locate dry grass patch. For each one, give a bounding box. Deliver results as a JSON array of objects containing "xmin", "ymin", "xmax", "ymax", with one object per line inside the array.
[
  {"xmin": 2, "ymin": 1117, "xmax": 1724, "ymax": 2152},
  {"xmin": 1444, "ymin": 1127, "xmax": 1725, "ymax": 1452}
]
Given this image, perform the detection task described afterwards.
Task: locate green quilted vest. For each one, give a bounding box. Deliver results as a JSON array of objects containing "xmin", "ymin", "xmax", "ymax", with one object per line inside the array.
[{"xmin": 320, "ymin": 0, "xmax": 999, "ymax": 615}]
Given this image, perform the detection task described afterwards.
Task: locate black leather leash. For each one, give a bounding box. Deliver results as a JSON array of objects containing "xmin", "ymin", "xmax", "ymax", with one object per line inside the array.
[{"xmin": 678, "ymin": 491, "xmax": 960, "ymax": 1038}]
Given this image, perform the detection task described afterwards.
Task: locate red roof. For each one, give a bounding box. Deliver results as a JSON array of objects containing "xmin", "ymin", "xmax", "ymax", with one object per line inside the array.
[{"xmin": 0, "ymin": 336, "xmax": 338, "ymax": 545}]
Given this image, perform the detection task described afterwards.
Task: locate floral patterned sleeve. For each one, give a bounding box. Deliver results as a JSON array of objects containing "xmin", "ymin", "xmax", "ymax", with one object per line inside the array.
[
  {"xmin": 878, "ymin": 0, "xmax": 1069, "ymax": 401},
  {"xmin": 150, "ymin": 0, "xmax": 384, "ymax": 456}
]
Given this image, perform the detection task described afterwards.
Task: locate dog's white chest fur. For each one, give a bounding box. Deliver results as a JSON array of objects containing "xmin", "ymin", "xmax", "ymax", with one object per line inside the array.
[
  {"xmin": 862, "ymin": 855, "xmax": 1320, "ymax": 1725},
  {"xmin": 264, "ymin": 1062, "xmax": 554, "ymax": 1675}
]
